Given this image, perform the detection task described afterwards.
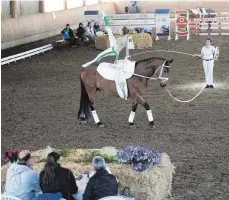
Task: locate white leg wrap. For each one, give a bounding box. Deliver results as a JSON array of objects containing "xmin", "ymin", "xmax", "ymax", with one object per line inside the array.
[
  {"xmin": 147, "ymin": 110, "xmax": 154, "ymax": 122},
  {"xmin": 128, "ymin": 111, "xmax": 135, "ymax": 123},
  {"xmin": 92, "ymin": 110, "xmax": 100, "ymax": 124}
]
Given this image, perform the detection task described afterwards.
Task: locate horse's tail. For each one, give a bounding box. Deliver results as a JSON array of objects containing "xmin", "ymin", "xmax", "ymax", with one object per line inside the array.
[{"xmin": 77, "ymin": 76, "xmax": 91, "ymax": 120}]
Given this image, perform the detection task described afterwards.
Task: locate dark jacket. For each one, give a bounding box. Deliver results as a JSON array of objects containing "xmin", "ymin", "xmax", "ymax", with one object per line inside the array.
[
  {"xmin": 61, "ymin": 28, "xmax": 74, "ymax": 38},
  {"xmin": 39, "ymin": 167, "xmax": 78, "ymax": 200},
  {"xmin": 77, "ymin": 27, "xmax": 85, "ymax": 36},
  {"xmin": 93, "ymin": 25, "xmax": 100, "ymax": 35},
  {"xmin": 83, "ymin": 169, "xmax": 118, "ymax": 200}
]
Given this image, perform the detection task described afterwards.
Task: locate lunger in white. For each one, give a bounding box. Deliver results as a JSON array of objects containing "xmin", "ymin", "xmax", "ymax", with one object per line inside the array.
[{"xmin": 195, "ymin": 38, "xmax": 216, "ymax": 88}]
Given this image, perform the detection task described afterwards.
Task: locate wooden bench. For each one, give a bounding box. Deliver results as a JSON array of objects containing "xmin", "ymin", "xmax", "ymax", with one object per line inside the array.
[
  {"xmin": 55, "ymin": 36, "xmax": 79, "ymax": 48},
  {"xmin": 55, "ymin": 39, "xmax": 67, "ymax": 48}
]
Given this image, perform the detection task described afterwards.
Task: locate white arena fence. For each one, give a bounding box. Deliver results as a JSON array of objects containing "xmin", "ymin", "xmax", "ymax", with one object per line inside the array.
[{"xmin": 1, "ymin": 44, "xmax": 53, "ymax": 66}]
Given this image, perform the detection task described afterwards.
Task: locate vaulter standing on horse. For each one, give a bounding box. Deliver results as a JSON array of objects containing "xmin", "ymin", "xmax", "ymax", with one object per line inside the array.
[{"xmin": 82, "ymin": 13, "xmax": 130, "ymax": 68}]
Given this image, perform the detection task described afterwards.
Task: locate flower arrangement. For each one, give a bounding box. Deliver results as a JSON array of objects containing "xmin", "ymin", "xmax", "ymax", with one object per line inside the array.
[
  {"xmin": 116, "ymin": 146, "xmax": 162, "ymax": 172},
  {"xmin": 2, "ymin": 150, "xmax": 18, "ymax": 164}
]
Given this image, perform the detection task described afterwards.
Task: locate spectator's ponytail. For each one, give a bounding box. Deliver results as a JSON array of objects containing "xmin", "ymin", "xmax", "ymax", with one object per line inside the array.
[{"xmin": 42, "ymin": 152, "xmax": 60, "ymax": 185}]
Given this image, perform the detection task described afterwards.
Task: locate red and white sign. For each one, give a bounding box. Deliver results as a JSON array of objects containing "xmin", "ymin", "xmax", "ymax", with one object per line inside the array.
[
  {"xmin": 175, "ymin": 10, "xmax": 190, "ymax": 40},
  {"xmin": 176, "ymin": 16, "xmax": 188, "ymax": 29}
]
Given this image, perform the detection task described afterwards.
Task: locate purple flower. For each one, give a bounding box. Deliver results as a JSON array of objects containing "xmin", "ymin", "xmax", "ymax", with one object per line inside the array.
[{"xmin": 116, "ymin": 146, "xmax": 162, "ymax": 172}]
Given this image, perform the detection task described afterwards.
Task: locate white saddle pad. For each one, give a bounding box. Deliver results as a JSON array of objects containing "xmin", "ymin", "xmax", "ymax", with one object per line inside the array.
[
  {"xmin": 97, "ymin": 59, "xmax": 136, "ymax": 99},
  {"xmin": 97, "ymin": 59, "xmax": 135, "ymax": 81}
]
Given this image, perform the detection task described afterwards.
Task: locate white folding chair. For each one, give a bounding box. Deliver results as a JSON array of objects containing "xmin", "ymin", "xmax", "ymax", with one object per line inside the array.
[{"xmin": 1, "ymin": 194, "xmax": 22, "ymax": 200}]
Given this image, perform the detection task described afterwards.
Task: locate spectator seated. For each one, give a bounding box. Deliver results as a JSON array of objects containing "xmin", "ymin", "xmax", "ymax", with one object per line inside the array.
[
  {"xmin": 4, "ymin": 150, "xmax": 41, "ymax": 200},
  {"xmin": 56, "ymin": 24, "xmax": 78, "ymax": 48},
  {"xmin": 83, "ymin": 156, "xmax": 118, "ymax": 200}
]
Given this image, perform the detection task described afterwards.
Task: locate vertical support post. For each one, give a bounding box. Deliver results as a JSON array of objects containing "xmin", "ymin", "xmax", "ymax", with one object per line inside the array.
[
  {"xmin": 10, "ymin": 0, "xmax": 16, "ymax": 18},
  {"xmin": 187, "ymin": 10, "xmax": 190, "ymax": 40},
  {"xmin": 64, "ymin": 0, "xmax": 67, "ymax": 10},
  {"xmin": 168, "ymin": 10, "xmax": 171, "ymax": 40},
  {"xmin": 175, "ymin": 12, "xmax": 178, "ymax": 40},
  {"xmin": 83, "ymin": 0, "xmax": 87, "ymax": 11},
  {"xmin": 39, "ymin": 0, "xmax": 44, "ymax": 13}
]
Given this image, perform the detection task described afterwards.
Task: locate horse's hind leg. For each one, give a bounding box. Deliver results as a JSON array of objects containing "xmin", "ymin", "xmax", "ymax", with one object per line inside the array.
[
  {"xmin": 86, "ymin": 87, "xmax": 104, "ymax": 128},
  {"xmin": 128, "ymin": 100, "xmax": 138, "ymax": 128},
  {"xmin": 89, "ymin": 104, "xmax": 104, "ymax": 128}
]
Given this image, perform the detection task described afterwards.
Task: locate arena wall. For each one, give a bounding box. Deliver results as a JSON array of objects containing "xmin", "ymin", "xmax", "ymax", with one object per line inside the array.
[
  {"xmin": 2, "ymin": 0, "xmax": 229, "ymax": 50},
  {"xmin": 1, "ymin": 2, "xmax": 116, "ymax": 49}
]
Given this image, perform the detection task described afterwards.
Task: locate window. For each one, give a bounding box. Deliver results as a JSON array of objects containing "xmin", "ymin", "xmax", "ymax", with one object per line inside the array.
[
  {"xmin": 85, "ymin": 0, "xmax": 99, "ymax": 6},
  {"xmin": 16, "ymin": 0, "xmax": 39, "ymax": 16},
  {"xmin": 67, "ymin": 0, "xmax": 84, "ymax": 9},
  {"xmin": 44, "ymin": 0, "xmax": 65, "ymax": 12},
  {"xmin": 1, "ymin": 0, "xmax": 10, "ymax": 19}
]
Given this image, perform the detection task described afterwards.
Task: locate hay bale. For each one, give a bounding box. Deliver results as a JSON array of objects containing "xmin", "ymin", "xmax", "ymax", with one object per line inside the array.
[
  {"xmin": 109, "ymin": 153, "xmax": 174, "ymax": 200},
  {"xmin": 95, "ymin": 33, "xmax": 153, "ymax": 51},
  {"xmin": 131, "ymin": 33, "xmax": 153, "ymax": 49},
  {"xmin": 95, "ymin": 36, "xmax": 110, "ymax": 51}
]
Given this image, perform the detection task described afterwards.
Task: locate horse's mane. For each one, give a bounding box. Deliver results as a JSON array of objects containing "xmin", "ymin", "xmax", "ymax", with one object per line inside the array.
[{"xmin": 135, "ymin": 56, "xmax": 166, "ymax": 66}]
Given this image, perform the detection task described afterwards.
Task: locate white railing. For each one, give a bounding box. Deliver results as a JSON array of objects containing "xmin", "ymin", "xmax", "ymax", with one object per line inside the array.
[{"xmin": 1, "ymin": 44, "xmax": 53, "ymax": 66}]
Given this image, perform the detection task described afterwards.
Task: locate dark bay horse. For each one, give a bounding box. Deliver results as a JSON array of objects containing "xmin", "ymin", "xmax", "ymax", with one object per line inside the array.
[{"xmin": 78, "ymin": 57, "xmax": 174, "ymax": 128}]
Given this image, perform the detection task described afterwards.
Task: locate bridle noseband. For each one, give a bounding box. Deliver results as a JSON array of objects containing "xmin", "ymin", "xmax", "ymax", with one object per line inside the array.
[
  {"xmin": 132, "ymin": 60, "xmax": 170, "ymax": 84},
  {"xmin": 154, "ymin": 61, "xmax": 170, "ymax": 83}
]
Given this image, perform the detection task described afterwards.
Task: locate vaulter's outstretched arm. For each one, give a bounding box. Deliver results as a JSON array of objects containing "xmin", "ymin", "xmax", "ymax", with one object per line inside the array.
[{"xmin": 103, "ymin": 12, "xmax": 117, "ymax": 47}]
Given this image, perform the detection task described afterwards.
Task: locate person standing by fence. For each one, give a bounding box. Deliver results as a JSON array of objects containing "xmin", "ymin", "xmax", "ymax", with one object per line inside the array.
[{"xmin": 194, "ymin": 38, "xmax": 216, "ymax": 88}]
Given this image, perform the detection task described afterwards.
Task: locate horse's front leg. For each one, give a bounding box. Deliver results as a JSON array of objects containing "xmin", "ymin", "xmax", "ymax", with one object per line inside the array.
[
  {"xmin": 143, "ymin": 103, "xmax": 155, "ymax": 129},
  {"xmin": 128, "ymin": 101, "xmax": 138, "ymax": 128},
  {"xmin": 89, "ymin": 104, "xmax": 104, "ymax": 128},
  {"xmin": 132, "ymin": 92, "xmax": 155, "ymax": 129}
]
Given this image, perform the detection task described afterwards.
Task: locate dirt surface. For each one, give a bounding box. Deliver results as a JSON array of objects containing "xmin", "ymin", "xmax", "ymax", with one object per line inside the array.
[{"xmin": 1, "ymin": 35, "xmax": 229, "ymax": 200}]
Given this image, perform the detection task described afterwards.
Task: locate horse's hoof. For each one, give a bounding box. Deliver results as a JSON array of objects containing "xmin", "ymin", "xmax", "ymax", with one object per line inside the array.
[
  {"xmin": 148, "ymin": 121, "xmax": 155, "ymax": 129},
  {"xmin": 129, "ymin": 123, "xmax": 136, "ymax": 129},
  {"xmin": 79, "ymin": 120, "xmax": 87, "ymax": 125},
  {"xmin": 97, "ymin": 122, "xmax": 104, "ymax": 128}
]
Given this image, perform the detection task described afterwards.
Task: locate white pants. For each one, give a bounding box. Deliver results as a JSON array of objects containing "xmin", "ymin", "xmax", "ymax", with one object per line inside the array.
[{"xmin": 203, "ymin": 60, "xmax": 214, "ymax": 85}]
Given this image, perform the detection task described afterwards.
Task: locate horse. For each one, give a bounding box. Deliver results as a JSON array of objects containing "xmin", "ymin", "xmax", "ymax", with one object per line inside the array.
[{"xmin": 77, "ymin": 57, "xmax": 174, "ymax": 129}]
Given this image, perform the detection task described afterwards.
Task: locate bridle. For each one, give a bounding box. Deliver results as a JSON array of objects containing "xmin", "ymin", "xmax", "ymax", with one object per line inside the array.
[
  {"xmin": 154, "ymin": 60, "xmax": 170, "ymax": 83},
  {"xmin": 133, "ymin": 60, "xmax": 170, "ymax": 83}
]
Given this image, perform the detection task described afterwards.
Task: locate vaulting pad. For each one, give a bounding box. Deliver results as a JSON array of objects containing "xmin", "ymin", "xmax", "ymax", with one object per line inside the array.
[{"xmin": 97, "ymin": 59, "xmax": 136, "ymax": 99}]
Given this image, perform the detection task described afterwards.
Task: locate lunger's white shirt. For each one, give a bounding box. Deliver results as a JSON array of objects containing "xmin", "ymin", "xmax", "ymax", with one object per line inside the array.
[{"xmin": 201, "ymin": 45, "xmax": 216, "ymax": 60}]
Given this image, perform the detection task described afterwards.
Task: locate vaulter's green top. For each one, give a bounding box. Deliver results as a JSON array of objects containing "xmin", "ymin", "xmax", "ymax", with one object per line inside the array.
[{"xmin": 104, "ymin": 16, "xmax": 128, "ymax": 54}]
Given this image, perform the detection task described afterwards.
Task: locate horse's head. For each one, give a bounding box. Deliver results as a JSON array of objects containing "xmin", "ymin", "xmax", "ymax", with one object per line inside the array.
[
  {"xmin": 135, "ymin": 57, "xmax": 174, "ymax": 88},
  {"xmin": 156, "ymin": 59, "xmax": 174, "ymax": 88}
]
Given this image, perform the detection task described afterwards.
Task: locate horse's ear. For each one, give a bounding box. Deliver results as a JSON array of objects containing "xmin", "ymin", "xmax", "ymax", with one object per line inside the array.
[{"xmin": 169, "ymin": 59, "xmax": 174, "ymax": 63}]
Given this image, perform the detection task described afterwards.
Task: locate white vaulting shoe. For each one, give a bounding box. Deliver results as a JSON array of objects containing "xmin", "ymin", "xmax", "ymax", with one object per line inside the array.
[{"xmin": 82, "ymin": 63, "xmax": 89, "ymax": 67}]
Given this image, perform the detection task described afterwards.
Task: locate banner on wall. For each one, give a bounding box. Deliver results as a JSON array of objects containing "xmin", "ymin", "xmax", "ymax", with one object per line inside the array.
[
  {"xmin": 155, "ymin": 9, "xmax": 171, "ymax": 40},
  {"xmin": 105, "ymin": 13, "xmax": 156, "ymax": 34},
  {"xmin": 84, "ymin": 10, "xmax": 100, "ymax": 24}
]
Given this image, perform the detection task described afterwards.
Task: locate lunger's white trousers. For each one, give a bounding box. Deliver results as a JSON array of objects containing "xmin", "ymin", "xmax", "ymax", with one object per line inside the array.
[{"xmin": 203, "ymin": 60, "xmax": 214, "ymax": 85}]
